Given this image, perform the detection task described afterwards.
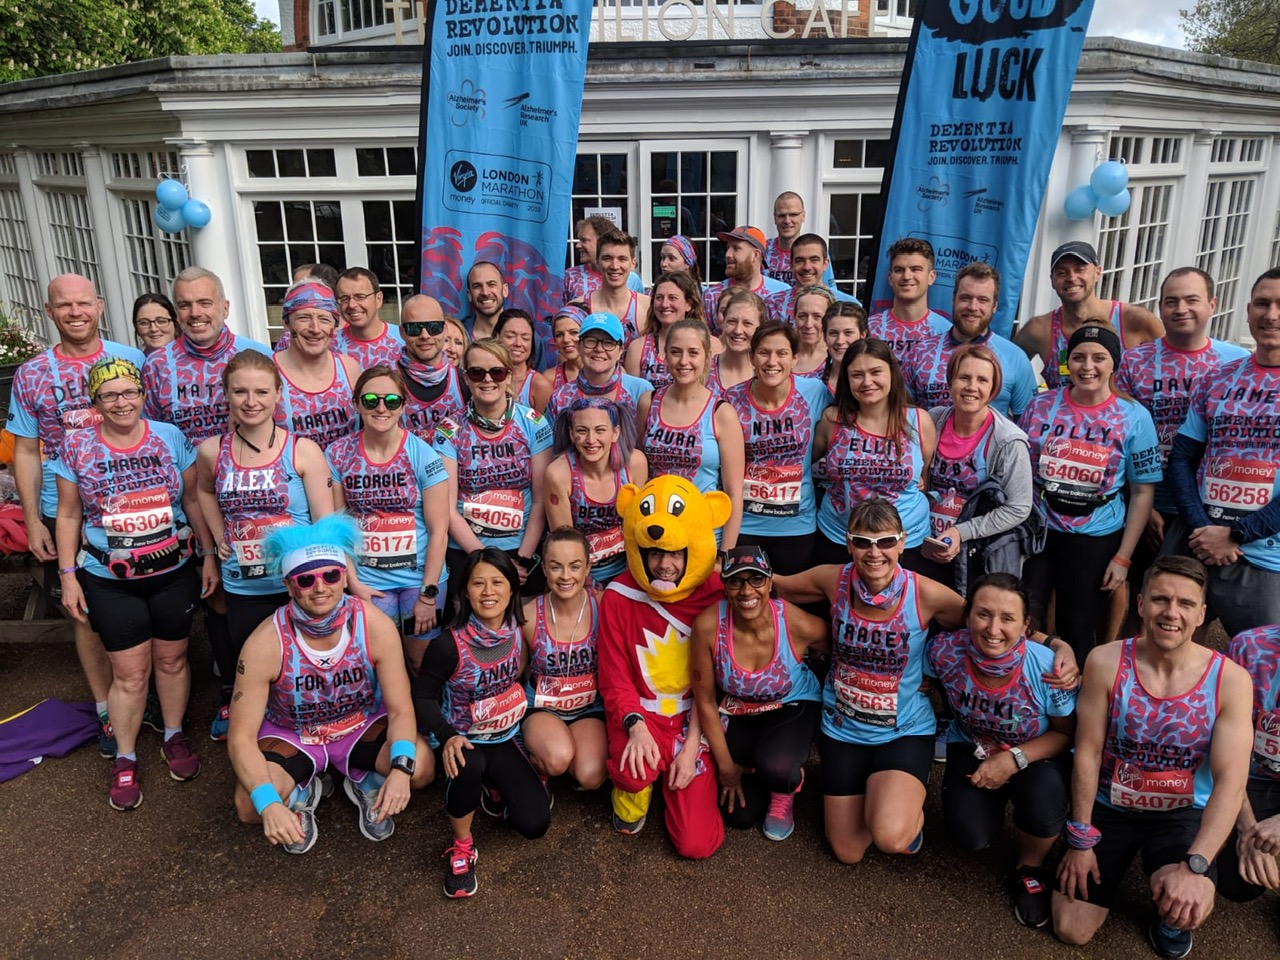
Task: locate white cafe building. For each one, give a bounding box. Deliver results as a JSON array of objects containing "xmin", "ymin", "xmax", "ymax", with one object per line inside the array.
[{"xmin": 0, "ymin": 0, "xmax": 1278, "ymax": 347}]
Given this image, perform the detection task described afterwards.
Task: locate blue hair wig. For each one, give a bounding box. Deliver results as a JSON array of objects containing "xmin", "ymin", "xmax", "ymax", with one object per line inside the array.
[{"xmin": 264, "ymin": 512, "xmax": 361, "ymax": 578}]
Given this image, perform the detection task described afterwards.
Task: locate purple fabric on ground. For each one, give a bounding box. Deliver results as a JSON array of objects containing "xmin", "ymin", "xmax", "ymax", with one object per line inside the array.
[{"xmin": 0, "ymin": 698, "xmax": 98, "ymax": 783}]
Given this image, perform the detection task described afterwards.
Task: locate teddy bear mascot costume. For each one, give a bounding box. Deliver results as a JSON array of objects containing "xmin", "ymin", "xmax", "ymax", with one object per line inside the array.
[{"xmin": 597, "ymin": 474, "xmax": 730, "ymax": 858}]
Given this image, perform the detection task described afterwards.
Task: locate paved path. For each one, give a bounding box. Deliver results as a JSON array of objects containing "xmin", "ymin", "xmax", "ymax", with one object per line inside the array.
[{"xmin": 2, "ymin": 622, "xmax": 1276, "ymax": 959}]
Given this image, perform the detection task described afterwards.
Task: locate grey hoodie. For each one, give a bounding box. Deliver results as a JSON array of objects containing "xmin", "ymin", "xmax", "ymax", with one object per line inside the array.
[{"xmin": 928, "ymin": 406, "xmax": 1034, "ymax": 543}]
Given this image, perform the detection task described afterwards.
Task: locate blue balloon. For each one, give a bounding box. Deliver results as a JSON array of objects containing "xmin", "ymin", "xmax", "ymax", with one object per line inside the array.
[
  {"xmin": 155, "ymin": 179, "xmax": 188, "ymax": 211},
  {"xmin": 182, "ymin": 199, "xmax": 212, "ymax": 229},
  {"xmin": 1090, "ymin": 161, "xmax": 1129, "ymax": 198},
  {"xmin": 1063, "ymin": 185, "xmax": 1098, "ymax": 221},
  {"xmin": 153, "ymin": 204, "xmax": 187, "ymax": 233},
  {"xmin": 1097, "ymin": 188, "xmax": 1132, "ymax": 218}
]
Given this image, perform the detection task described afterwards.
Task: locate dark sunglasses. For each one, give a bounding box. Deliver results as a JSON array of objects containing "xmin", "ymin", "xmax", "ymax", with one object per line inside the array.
[
  {"xmin": 402, "ymin": 320, "xmax": 446, "ymax": 337},
  {"xmin": 846, "ymin": 533, "xmax": 905, "ymax": 550},
  {"xmin": 358, "ymin": 393, "xmax": 405, "ymax": 411},
  {"xmin": 465, "ymin": 366, "xmax": 510, "ymax": 384},
  {"xmin": 725, "ymin": 572, "xmax": 769, "ymax": 591},
  {"xmin": 288, "ymin": 567, "xmax": 344, "ymax": 588}
]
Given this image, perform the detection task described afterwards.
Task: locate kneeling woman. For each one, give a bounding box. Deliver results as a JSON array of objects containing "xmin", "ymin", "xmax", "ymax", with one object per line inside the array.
[
  {"xmin": 774, "ymin": 499, "xmax": 964, "ymax": 862},
  {"xmin": 414, "ymin": 548, "xmax": 551, "ymax": 898},
  {"xmin": 520, "ymin": 528, "xmax": 608, "ymax": 793},
  {"xmin": 691, "ymin": 546, "xmax": 829, "ymax": 842},
  {"xmin": 926, "ymin": 573, "xmax": 1078, "ymax": 928}
]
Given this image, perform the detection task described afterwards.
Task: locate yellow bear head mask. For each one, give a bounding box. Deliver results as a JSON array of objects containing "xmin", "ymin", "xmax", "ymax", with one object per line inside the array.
[{"xmin": 617, "ymin": 475, "xmax": 732, "ymax": 603}]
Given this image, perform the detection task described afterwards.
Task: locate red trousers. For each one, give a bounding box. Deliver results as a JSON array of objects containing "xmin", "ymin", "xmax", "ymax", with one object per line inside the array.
[{"xmin": 606, "ymin": 710, "xmax": 724, "ymax": 859}]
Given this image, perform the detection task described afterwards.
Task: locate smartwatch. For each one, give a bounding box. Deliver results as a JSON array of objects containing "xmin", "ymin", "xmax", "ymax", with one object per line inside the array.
[
  {"xmin": 623, "ymin": 712, "xmax": 644, "ymax": 732},
  {"xmin": 1183, "ymin": 853, "xmax": 1210, "ymax": 876},
  {"xmin": 390, "ymin": 754, "xmax": 416, "ymax": 777},
  {"xmin": 1009, "ymin": 746, "xmax": 1029, "ymax": 771},
  {"xmin": 420, "ymin": 583, "xmax": 440, "ymax": 599},
  {"xmin": 1228, "ymin": 524, "xmax": 1246, "ymax": 545}
]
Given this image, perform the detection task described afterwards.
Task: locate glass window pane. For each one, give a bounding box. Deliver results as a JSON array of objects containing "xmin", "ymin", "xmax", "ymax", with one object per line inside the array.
[
  {"xmin": 650, "ymin": 152, "xmax": 677, "ymax": 193},
  {"xmin": 306, "ymin": 149, "xmax": 336, "ymax": 177},
  {"xmin": 356, "ymin": 148, "xmax": 385, "ymax": 177},
  {"xmin": 387, "ymin": 147, "xmax": 416, "ymax": 176},
  {"xmin": 858, "ymin": 193, "xmax": 885, "ymax": 233},
  {"xmin": 709, "ymin": 195, "xmax": 735, "ymax": 235},
  {"xmin": 829, "ymin": 194, "xmax": 859, "ymax": 235},
  {"xmin": 318, "ymin": 244, "xmax": 346, "ymax": 270},
  {"xmin": 314, "ymin": 202, "xmax": 343, "ymax": 241},
  {"xmin": 364, "ymin": 200, "xmax": 392, "ymax": 239},
  {"xmin": 864, "ymin": 140, "xmax": 891, "ymax": 169},
  {"xmin": 832, "ymin": 139, "xmax": 861, "ymax": 169},
  {"xmin": 684, "ymin": 196, "xmax": 709, "ymax": 237},
  {"xmin": 681, "ymin": 154, "xmax": 707, "ymax": 193},
  {"xmin": 276, "ymin": 150, "xmax": 306, "ymax": 178},
  {"xmin": 259, "ymin": 246, "xmax": 289, "ymax": 285},
  {"xmin": 289, "ymin": 244, "xmax": 316, "ymax": 267},
  {"xmin": 600, "ymin": 154, "xmax": 627, "ymax": 194},
  {"xmin": 254, "ymin": 201, "xmax": 284, "ymax": 240},
  {"xmin": 574, "ymin": 155, "xmax": 599, "ymax": 193},
  {"xmin": 393, "ymin": 199, "xmax": 415, "ymax": 238},
  {"xmin": 282, "ymin": 201, "xmax": 313, "ymax": 239},
  {"xmin": 246, "ymin": 150, "xmax": 275, "ymax": 178},
  {"xmin": 367, "ymin": 244, "xmax": 395, "ymax": 284},
  {"xmin": 709, "ymin": 151, "xmax": 736, "ymax": 193}
]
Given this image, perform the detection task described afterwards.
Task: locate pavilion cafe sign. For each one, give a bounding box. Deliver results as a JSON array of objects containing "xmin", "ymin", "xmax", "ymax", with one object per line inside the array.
[{"xmin": 382, "ymin": 0, "xmax": 871, "ymax": 43}]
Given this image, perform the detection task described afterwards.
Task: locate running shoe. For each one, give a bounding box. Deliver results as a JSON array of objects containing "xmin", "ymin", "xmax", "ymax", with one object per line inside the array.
[
  {"xmin": 443, "ymin": 840, "xmax": 478, "ymax": 898},
  {"xmin": 98, "ymin": 710, "xmax": 117, "ymax": 759},
  {"xmin": 904, "ymin": 829, "xmax": 924, "ymax": 855},
  {"xmin": 763, "ymin": 769, "xmax": 804, "ymax": 842},
  {"xmin": 108, "ymin": 757, "xmax": 142, "ymax": 811},
  {"xmin": 479, "ymin": 785, "xmax": 504, "ymax": 818},
  {"xmin": 209, "ymin": 705, "xmax": 230, "ymax": 742},
  {"xmin": 282, "ymin": 779, "xmax": 322, "ymax": 855},
  {"xmin": 933, "ymin": 731, "xmax": 948, "ymax": 763},
  {"xmin": 142, "ymin": 691, "xmax": 163, "ymax": 732},
  {"xmin": 612, "ymin": 811, "xmax": 646, "ymax": 836},
  {"xmin": 1011, "ymin": 867, "xmax": 1051, "ymax": 928},
  {"xmin": 343, "ymin": 774, "xmax": 395, "ymax": 842},
  {"xmin": 1149, "ymin": 918, "xmax": 1193, "ymax": 960},
  {"xmin": 160, "ymin": 732, "xmax": 201, "ymax": 781}
]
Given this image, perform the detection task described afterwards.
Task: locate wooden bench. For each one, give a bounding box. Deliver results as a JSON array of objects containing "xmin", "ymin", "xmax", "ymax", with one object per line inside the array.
[{"xmin": 0, "ymin": 553, "xmax": 75, "ymax": 643}]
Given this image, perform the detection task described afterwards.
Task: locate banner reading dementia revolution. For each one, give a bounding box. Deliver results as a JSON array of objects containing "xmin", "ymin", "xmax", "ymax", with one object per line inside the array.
[
  {"xmin": 871, "ymin": 0, "xmax": 1095, "ymax": 339},
  {"xmin": 417, "ymin": 0, "xmax": 592, "ymax": 340}
]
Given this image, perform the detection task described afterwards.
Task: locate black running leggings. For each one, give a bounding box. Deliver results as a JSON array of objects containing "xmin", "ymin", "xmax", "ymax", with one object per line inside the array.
[
  {"xmin": 443, "ymin": 737, "xmax": 551, "ymax": 839},
  {"xmin": 722, "ymin": 700, "xmax": 820, "ymax": 830},
  {"xmin": 942, "ymin": 742, "xmax": 1070, "ymax": 849},
  {"xmin": 1024, "ymin": 528, "xmax": 1123, "ymax": 663}
]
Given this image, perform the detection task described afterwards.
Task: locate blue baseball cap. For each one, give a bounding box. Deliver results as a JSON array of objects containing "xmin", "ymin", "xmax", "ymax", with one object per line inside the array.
[{"xmin": 578, "ymin": 311, "xmax": 624, "ymax": 343}]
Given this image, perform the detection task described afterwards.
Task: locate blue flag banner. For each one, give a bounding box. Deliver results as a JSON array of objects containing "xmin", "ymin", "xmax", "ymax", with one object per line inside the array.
[
  {"xmin": 418, "ymin": 0, "xmax": 593, "ymax": 356},
  {"xmin": 871, "ymin": 0, "xmax": 1095, "ymax": 339}
]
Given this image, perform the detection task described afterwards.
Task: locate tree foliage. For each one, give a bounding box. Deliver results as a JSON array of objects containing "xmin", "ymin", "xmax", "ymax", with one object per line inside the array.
[
  {"xmin": 1181, "ymin": 0, "xmax": 1280, "ymax": 65},
  {"xmin": 0, "ymin": 0, "xmax": 282, "ymax": 84}
]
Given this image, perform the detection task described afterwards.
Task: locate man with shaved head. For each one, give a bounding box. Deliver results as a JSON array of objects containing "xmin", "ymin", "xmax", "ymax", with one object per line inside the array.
[
  {"xmin": 7, "ymin": 275, "xmax": 146, "ymax": 757},
  {"xmin": 397, "ymin": 294, "xmax": 467, "ymax": 442}
]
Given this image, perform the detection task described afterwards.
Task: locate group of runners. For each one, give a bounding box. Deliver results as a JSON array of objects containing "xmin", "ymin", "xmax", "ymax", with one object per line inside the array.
[{"xmin": 6, "ymin": 187, "xmax": 1280, "ymax": 958}]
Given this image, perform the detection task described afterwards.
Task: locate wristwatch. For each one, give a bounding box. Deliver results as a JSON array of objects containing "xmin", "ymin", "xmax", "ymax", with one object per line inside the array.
[
  {"xmin": 390, "ymin": 754, "xmax": 416, "ymax": 777},
  {"xmin": 623, "ymin": 712, "xmax": 644, "ymax": 731},
  {"xmin": 1183, "ymin": 853, "xmax": 1210, "ymax": 876},
  {"xmin": 420, "ymin": 583, "xmax": 440, "ymax": 599},
  {"xmin": 1009, "ymin": 746, "xmax": 1029, "ymax": 771},
  {"xmin": 1228, "ymin": 524, "xmax": 1246, "ymax": 545}
]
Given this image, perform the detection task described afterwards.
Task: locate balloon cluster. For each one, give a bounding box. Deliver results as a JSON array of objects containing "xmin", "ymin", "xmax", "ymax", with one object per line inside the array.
[
  {"xmin": 153, "ymin": 179, "xmax": 212, "ymax": 234},
  {"xmin": 1063, "ymin": 161, "xmax": 1131, "ymax": 221}
]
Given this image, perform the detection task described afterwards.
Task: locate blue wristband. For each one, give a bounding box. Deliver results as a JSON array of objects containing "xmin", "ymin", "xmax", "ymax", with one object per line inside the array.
[
  {"xmin": 389, "ymin": 739, "xmax": 416, "ymax": 762},
  {"xmin": 250, "ymin": 783, "xmax": 284, "ymax": 815}
]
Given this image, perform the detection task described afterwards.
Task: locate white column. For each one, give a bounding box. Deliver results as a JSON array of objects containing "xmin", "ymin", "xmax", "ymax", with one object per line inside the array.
[
  {"xmin": 75, "ymin": 143, "xmax": 130, "ymax": 342},
  {"xmin": 169, "ymin": 138, "xmax": 252, "ymax": 338},
  {"xmin": 1064, "ymin": 125, "xmax": 1113, "ymax": 244},
  {"xmin": 768, "ymin": 131, "xmax": 808, "ymax": 222}
]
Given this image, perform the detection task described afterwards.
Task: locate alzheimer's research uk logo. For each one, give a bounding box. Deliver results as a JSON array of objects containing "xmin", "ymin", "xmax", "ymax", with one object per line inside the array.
[
  {"xmin": 448, "ymin": 80, "xmax": 487, "ymax": 127},
  {"xmin": 916, "ymin": 177, "xmax": 950, "ymax": 211}
]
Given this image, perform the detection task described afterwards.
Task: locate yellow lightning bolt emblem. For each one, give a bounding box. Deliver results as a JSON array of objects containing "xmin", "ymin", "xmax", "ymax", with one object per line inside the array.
[{"xmin": 638, "ymin": 624, "xmax": 691, "ymax": 716}]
